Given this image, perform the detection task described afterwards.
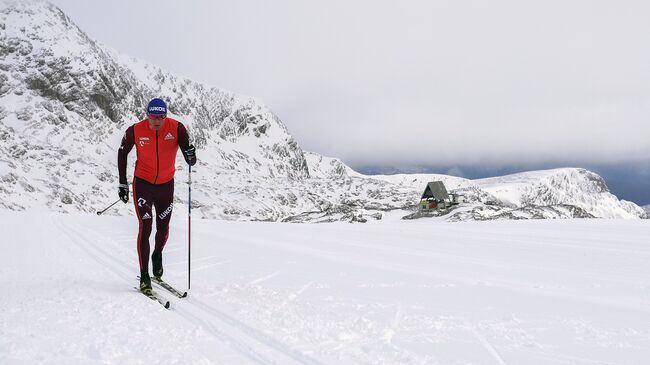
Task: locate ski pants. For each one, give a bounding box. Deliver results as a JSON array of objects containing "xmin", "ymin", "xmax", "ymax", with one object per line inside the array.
[{"xmin": 133, "ymin": 177, "xmax": 174, "ymax": 273}]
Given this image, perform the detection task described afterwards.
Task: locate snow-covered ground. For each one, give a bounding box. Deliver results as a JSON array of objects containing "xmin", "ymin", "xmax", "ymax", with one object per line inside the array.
[{"xmin": 1, "ymin": 211, "xmax": 649, "ymax": 364}]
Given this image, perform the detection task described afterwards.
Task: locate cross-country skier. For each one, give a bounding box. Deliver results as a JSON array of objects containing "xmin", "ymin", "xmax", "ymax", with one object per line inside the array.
[{"xmin": 117, "ymin": 98, "xmax": 197, "ymax": 294}]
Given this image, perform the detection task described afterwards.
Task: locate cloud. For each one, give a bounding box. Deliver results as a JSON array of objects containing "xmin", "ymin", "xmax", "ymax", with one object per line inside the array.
[{"xmin": 51, "ymin": 0, "xmax": 650, "ymax": 166}]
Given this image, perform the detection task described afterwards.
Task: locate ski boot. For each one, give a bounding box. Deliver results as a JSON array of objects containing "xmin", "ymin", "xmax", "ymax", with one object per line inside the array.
[
  {"xmin": 152, "ymin": 251, "xmax": 163, "ymax": 279},
  {"xmin": 140, "ymin": 271, "xmax": 152, "ymax": 294}
]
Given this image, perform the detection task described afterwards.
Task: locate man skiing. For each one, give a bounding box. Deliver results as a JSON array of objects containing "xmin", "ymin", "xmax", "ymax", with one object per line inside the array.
[{"xmin": 117, "ymin": 98, "xmax": 196, "ymax": 294}]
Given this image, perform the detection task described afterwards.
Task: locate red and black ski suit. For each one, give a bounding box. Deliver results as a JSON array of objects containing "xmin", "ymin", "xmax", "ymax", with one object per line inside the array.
[{"xmin": 118, "ymin": 118, "xmax": 196, "ymax": 273}]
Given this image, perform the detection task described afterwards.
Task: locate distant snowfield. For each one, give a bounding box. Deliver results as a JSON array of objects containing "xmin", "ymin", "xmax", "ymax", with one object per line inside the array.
[{"xmin": 1, "ymin": 211, "xmax": 649, "ymax": 364}]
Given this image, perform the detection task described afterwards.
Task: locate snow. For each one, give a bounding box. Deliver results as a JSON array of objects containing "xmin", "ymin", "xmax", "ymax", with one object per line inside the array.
[
  {"xmin": 303, "ymin": 152, "xmax": 364, "ymax": 179},
  {"xmin": 1, "ymin": 210, "xmax": 649, "ymax": 364}
]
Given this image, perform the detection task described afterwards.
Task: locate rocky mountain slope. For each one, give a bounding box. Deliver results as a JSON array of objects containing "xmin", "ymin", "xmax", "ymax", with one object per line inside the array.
[
  {"xmin": 0, "ymin": 1, "xmax": 645, "ymax": 222},
  {"xmin": 371, "ymin": 169, "xmax": 646, "ymax": 220}
]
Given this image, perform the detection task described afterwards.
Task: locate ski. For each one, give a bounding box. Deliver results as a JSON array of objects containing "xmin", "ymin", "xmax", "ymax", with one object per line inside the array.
[
  {"xmin": 138, "ymin": 275, "xmax": 188, "ymax": 298},
  {"xmin": 152, "ymin": 277, "xmax": 188, "ymax": 298},
  {"xmin": 135, "ymin": 287, "xmax": 170, "ymax": 309}
]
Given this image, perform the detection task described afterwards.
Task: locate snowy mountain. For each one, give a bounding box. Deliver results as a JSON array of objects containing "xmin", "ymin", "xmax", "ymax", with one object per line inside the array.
[
  {"xmin": 0, "ymin": 1, "xmax": 645, "ymax": 222},
  {"xmin": 0, "ymin": 1, "xmax": 308, "ymax": 211},
  {"xmin": 372, "ymin": 168, "xmax": 646, "ymax": 220}
]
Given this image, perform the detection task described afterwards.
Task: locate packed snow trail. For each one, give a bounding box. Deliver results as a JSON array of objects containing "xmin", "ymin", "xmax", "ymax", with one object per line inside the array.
[
  {"xmin": 54, "ymin": 214, "xmax": 323, "ymax": 365},
  {"xmin": 1, "ymin": 211, "xmax": 650, "ymax": 364}
]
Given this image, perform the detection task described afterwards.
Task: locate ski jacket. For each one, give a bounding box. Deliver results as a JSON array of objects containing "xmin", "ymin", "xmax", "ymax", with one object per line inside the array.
[{"xmin": 118, "ymin": 118, "xmax": 194, "ymax": 185}]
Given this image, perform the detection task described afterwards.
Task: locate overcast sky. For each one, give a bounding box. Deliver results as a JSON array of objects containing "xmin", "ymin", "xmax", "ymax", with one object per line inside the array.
[{"xmin": 50, "ymin": 0, "xmax": 650, "ymax": 168}]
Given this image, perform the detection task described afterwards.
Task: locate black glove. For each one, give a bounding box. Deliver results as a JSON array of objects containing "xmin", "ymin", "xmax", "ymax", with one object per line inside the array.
[
  {"xmin": 118, "ymin": 184, "xmax": 129, "ymax": 203},
  {"xmin": 183, "ymin": 144, "xmax": 196, "ymax": 166}
]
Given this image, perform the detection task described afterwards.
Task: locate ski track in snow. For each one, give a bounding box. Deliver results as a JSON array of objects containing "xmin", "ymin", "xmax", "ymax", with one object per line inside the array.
[
  {"xmin": 249, "ymin": 271, "xmax": 282, "ymax": 286},
  {"xmin": 53, "ymin": 215, "xmax": 323, "ymax": 365},
  {"xmin": 466, "ymin": 322, "xmax": 509, "ymax": 365}
]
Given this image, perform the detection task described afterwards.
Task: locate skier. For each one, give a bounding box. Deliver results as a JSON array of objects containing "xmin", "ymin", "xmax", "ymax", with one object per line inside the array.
[{"xmin": 117, "ymin": 98, "xmax": 196, "ymax": 294}]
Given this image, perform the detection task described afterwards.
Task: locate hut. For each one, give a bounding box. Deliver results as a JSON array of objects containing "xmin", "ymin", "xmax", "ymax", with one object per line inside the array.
[{"xmin": 419, "ymin": 181, "xmax": 458, "ymax": 211}]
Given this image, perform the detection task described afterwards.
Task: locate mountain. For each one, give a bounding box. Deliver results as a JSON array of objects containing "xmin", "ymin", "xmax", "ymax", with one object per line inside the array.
[
  {"xmin": 0, "ymin": 0, "xmax": 412, "ymax": 222},
  {"xmin": 0, "ymin": 1, "xmax": 306, "ymax": 205},
  {"xmin": 0, "ymin": 1, "xmax": 645, "ymax": 222},
  {"xmin": 371, "ymin": 168, "xmax": 646, "ymax": 220}
]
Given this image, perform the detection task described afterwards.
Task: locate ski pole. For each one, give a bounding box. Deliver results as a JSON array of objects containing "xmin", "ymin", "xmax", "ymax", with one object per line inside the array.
[
  {"xmin": 188, "ymin": 163, "xmax": 192, "ymax": 291},
  {"xmin": 96, "ymin": 199, "xmax": 121, "ymax": 215}
]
